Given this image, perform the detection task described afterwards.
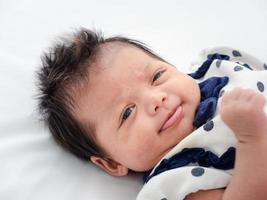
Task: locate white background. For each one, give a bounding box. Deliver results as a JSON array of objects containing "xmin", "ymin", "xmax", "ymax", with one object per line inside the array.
[{"xmin": 0, "ymin": 0, "xmax": 266, "ymax": 199}]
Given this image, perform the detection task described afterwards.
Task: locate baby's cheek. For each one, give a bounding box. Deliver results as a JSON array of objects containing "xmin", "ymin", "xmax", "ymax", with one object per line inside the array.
[{"xmin": 132, "ymin": 134, "xmax": 160, "ymax": 164}]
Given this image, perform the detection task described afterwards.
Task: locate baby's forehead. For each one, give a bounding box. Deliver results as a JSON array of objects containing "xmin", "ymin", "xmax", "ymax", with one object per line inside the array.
[{"xmin": 90, "ymin": 42, "xmax": 155, "ymax": 75}]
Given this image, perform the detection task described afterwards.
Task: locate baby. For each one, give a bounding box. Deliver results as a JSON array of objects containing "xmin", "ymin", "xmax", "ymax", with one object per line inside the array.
[{"xmin": 37, "ymin": 28, "xmax": 267, "ymax": 200}]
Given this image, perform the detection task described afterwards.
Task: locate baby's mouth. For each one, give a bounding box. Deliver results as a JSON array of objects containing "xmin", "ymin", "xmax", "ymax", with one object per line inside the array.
[{"xmin": 159, "ymin": 105, "xmax": 184, "ymax": 133}]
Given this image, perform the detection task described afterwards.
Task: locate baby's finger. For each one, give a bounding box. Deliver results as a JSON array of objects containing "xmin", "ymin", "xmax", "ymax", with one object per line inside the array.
[
  {"xmin": 221, "ymin": 87, "xmax": 242, "ymax": 103},
  {"xmin": 242, "ymin": 89, "xmax": 257, "ymax": 101},
  {"xmin": 250, "ymin": 92, "xmax": 266, "ymax": 107}
]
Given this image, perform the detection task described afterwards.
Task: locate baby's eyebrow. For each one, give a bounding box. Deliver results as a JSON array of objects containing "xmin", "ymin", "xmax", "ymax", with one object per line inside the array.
[
  {"xmin": 143, "ymin": 61, "xmax": 152, "ymax": 74},
  {"xmin": 112, "ymin": 61, "xmax": 153, "ymax": 126}
]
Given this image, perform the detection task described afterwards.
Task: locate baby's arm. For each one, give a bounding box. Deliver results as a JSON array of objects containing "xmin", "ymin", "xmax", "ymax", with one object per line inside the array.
[
  {"xmin": 187, "ymin": 88, "xmax": 267, "ymax": 200},
  {"xmin": 220, "ymin": 87, "xmax": 267, "ymax": 200}
]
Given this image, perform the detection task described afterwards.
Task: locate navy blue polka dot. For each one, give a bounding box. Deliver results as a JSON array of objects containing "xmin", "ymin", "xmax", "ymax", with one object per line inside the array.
[
  {"xmin": 264, "ymin": 63, "xmax": 267, "ymax": 70},
  {"xmin": 234, "ymin": 65, "xmax": 243, "ymax": 71},
  {"xmin": 219, "ymin": 90, "xmax": 225, "ymax": 97},
  {"xmin": 216, "ymin": 60, "xmax": 222, "ymax": 68},
  {"xmin": 257, "ymin": 81, "xmax": 264, "ymax": 92},
  {"xmin": 203, "ymin": 120, "xmax": 214, "ymax": 131},
  {"xmin": 243, "ymin": 63, "xmax": 252, "ymax": 70},
  {"xmin": 232, "ymin": 50, "xmax": 242, "ymax": 57},
  {"xmin": 191, "ymin": 167, "xmax": 205, "ymax": 177}
]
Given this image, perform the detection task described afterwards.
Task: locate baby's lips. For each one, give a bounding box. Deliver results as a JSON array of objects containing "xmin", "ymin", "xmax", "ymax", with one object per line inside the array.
[{"xmin": 160, "ymin": 105, "xmax": 183, "ymax": 132}]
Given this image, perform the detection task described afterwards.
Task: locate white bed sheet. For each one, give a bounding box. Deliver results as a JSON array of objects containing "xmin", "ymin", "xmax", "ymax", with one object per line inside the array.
[{"xmin": 0, "ymin": 0, "xmax": 266, "ymax": 199}]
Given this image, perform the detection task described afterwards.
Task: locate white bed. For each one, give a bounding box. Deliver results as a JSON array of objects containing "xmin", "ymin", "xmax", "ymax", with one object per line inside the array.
[{"xmin": 0, "ymin": 0, "xmax": 266, "ymax": 199}]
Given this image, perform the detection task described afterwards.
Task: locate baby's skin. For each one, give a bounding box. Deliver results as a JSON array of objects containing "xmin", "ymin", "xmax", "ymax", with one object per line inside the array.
[
  {"xmin": 187, "ymin": 87, "xmax": 267, "ymax": 199},
  {"xmin": 220, "ymin": 87, "xmax": 267, "ymax": 200}
]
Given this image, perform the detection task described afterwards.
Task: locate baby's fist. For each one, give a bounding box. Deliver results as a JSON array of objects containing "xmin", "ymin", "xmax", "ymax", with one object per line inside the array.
[{"xmin": 220, "ymin": 87, "xmax": 267, "ymax": 141}]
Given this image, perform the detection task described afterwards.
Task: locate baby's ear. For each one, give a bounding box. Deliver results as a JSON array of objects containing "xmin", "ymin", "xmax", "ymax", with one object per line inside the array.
[{"xmin": 90, "ymin": 156, "xmax": 129, "ymax": 176}]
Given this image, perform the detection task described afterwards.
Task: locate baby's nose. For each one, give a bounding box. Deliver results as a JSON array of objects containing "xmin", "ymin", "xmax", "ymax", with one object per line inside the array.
[
  {"xmin": 154, "ymin": 96, "xmax": 166, "ymax": 111},
  {"xmin": 146, "ymin": 92, "xmax": 167, "ymax": 115}
]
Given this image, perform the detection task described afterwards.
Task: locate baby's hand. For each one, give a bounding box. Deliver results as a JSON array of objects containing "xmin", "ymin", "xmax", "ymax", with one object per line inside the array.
[{"xmin": 220, "ymin": 87, "xmax": 267, "ymax": 143}]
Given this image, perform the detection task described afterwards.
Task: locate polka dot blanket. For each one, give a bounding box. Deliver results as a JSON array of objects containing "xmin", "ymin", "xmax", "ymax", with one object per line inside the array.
[{"xmin": 136, "ymin": 47, "xmax": 267, "ymax": 200}]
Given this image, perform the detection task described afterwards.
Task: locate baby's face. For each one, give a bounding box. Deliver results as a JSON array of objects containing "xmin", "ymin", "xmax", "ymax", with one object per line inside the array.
[{"xmin": 75, "ymin": 45, "xmax": 200, "ymax": 173}]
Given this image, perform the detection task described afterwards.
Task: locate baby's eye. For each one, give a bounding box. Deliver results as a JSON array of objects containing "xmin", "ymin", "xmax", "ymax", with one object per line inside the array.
[
  {"xmin": 152, "ymin": 70, "xmax": 165, "ymax": 83},
  {"xmin": 121, "ymin": 105, "xmax": 134, "ymax": 124}
]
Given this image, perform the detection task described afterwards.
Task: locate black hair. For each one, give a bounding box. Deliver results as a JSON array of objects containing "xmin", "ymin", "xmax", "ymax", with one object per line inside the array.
[{"xmin": 36, "ymin": 27, "xmax": 166, "ymax": 161}]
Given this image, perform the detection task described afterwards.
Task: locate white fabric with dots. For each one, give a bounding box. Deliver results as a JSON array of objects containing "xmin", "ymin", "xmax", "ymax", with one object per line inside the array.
[{"xmin": 136, "ymin": 47, "xmax": 267, "ymax": 200}]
